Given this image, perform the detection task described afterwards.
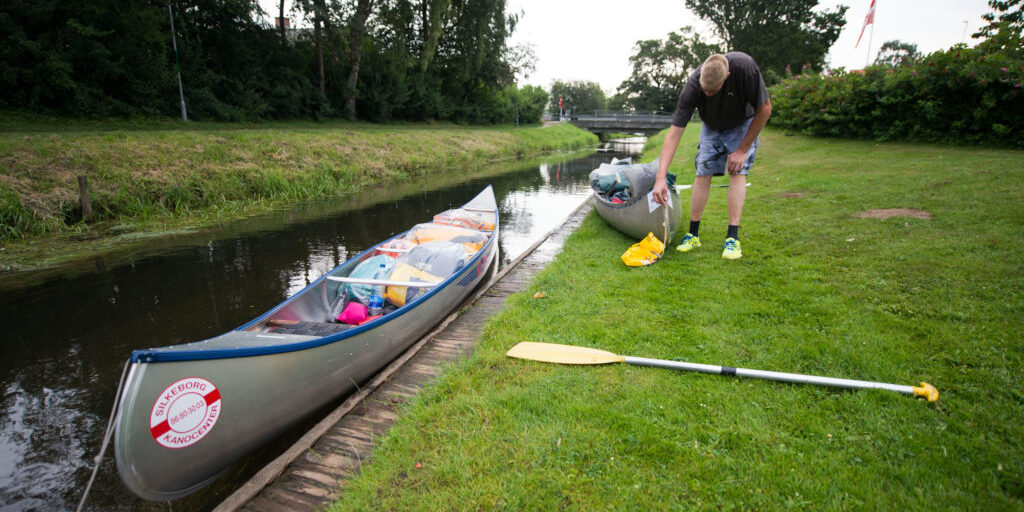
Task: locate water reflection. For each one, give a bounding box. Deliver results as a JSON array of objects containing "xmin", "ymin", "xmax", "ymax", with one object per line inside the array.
[
  {"xmin": 0, "ymin": 149, "xmax": 637, "ymax": 511},
  {"xmin": 600, "ymin": 136, "xmax": 647, "ymax": 156}
]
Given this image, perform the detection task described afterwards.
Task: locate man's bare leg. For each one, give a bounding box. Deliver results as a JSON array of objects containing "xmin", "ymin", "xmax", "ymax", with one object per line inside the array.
[
  {"xmin": 727, "ymin": 173, "xmax": 746, "ymax": 226},
  {"xmin": 690, "ymin": 175, "xmax": 712, "ymax": 222}
]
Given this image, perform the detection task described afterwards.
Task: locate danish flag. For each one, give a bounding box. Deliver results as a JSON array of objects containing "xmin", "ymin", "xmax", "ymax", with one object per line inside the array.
[{"xmin": 856, "ymin": 0, "xmax": 875, "ymax": 48}]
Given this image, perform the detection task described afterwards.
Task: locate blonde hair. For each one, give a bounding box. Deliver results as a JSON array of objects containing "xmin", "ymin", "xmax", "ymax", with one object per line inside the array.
[{"xmin": 699, "ymin": 54, "xmax": 729, "ymax": 90}]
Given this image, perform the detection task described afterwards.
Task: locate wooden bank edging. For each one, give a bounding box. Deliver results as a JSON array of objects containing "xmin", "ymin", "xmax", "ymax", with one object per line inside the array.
[{"xmin": 214, "ymin": 196, "xmax": 594, "ymax": 512}]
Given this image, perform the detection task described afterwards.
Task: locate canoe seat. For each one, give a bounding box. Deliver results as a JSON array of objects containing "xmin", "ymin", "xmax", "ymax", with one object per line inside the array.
[{"xmin": 265, "ymin": 319, "xmax": 351, "ymax": 336}]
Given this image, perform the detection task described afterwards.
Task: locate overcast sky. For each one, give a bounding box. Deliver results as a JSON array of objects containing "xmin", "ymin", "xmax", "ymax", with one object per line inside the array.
[
  {"xmin": 261, "ymin": 0, "xmax": 996, "ymax": 95},
  {"xmin": 506, "ymin": 0, "xmax": 995, "ymax": 94}
]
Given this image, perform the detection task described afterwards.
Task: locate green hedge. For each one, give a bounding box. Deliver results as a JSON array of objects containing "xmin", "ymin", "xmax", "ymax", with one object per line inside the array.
[{"xmin": 769, "ymin": 44, "xmax": 1024, "ymax": 146}]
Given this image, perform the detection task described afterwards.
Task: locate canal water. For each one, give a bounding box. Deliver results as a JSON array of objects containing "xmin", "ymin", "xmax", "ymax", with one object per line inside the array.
[{"xmin": 0, "ymin": 142, "xmax": 645, "ymax": 512}]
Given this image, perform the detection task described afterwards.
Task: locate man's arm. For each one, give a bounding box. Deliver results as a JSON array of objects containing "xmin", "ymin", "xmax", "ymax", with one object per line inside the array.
[
  {"xmin": 726, "ymin": 99, "xmax": 772, "ymax": 174},
  {"xmin": 652, "ymin": 125, "xmax": 686, "ymax": 204}
]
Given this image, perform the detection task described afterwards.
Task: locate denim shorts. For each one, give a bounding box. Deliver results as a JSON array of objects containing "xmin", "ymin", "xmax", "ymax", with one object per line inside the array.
[{"xmin": 694, "ymin": 117, "xmax": 759, "ymax": 176}]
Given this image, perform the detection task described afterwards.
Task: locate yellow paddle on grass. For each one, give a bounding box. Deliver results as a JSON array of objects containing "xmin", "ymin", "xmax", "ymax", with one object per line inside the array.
[{"xmin": 506, "ymin": 342, "xmax": 938, "ymax": 402}]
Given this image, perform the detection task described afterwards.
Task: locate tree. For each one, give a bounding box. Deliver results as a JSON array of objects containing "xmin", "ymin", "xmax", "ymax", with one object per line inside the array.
[
  {"xmin": 873, "ymin": 40, "xmax": 921, "ymax": 67},
  {"xmin": 294, "ymin": 0, "xmax": 337, "ymax": 106},
  {"xmin": 0, "ymin": 0, "xmax": 172, "ymax": 116},
  {"xmin": 548, "ymin": 80, "xmax": 607, "ymax": 114},
  {"xmin": 313, "ymin": 0, "xmax": 328, "ymax": 98},
  {"xmin": 507, "ymin": 85, "xmax": 548, "ymax": 124},
  {"xmin": 278, "ymin": 0, "xmax": 288, "ymax": 45},
  {"xmin": 615, "ymin": 27, "xmax": 722, "ymax": 112},
  {"xmin": 521, "ymin": 85, "xmax": 549, "ymax": 122},
  {"xmin": 170, "ymin": 0, "xmax": 301, "ymax": 121},
  {"xmin": 428, "ymin": 0, "xmax": 517, "ymax": 122},
  {"xmin": 418, "ymin": 0, "xmax": 451, "ymax": 72},
  {"xmin": 0, "ymin": 0, "xmax": 525, "ymax": 123},
  {"xmin": 684, "ymin": 0, "xmax": 846, "ymax": 82},
  {"xmin": 974, "ymin": 0, "xmax": 1023, "ymax": 39},
  {"xmin": 973, "ymin": 0, "xmax": 1024, "ymax": 57},
  {"xmin": 606, "ymin": 91, "xmax": 631, "ymax": 111},
  {"xmin": 344, "ymin": 0, "xmax": 374, "ymax": 120},
  {"xmin": 506, "ymin": 42, "xmax": 538, "ymax": 83}
]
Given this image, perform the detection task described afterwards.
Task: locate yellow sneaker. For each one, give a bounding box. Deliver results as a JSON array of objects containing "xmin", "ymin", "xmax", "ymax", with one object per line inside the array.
[
  {"xmin": 675, "ymin": 233, "xmax": 701, "ymax": 252},
  {"xmin": 722, "ymin": 237, "xmax": 742, "ymax": 260}
]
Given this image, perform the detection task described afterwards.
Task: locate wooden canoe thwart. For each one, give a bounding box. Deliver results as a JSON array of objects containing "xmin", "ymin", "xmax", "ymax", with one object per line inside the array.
[{"xmin": 113, "ymin": 186, "xmax": 499, "ymax": 501}]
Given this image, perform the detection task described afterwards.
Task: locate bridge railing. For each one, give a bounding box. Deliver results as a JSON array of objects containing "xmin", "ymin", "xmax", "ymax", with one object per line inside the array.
[
  {"xmin": 544, "ymin": 110, "xmax": 674, "ymax": 122},
  {"xmin": 592, "ymin": 110, "xmax": 673, "ymax": 118}
]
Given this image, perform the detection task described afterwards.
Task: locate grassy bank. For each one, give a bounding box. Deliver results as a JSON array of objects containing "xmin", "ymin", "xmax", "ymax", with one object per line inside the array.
[
  {"xmin": 0, "ymin": 121, "xmax": 597, "ymax": 272},
  {"xmin": 326, "ymin": 128, "xmax": 1024, "ymax": 510}
]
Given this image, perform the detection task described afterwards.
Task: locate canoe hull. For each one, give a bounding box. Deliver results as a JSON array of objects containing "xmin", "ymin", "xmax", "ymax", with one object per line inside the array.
[
  {"xmin": 591, "ymin": 187, "xmax": 684, "ymax": 242},
  {"xmin": 114, "ymin": 187, "xmax": 498, "ymax": 501}
]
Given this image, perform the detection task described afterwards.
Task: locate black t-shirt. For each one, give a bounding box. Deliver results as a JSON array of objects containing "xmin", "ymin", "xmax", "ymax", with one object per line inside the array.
[{"xmin": 671, "ymin": 52, "xmax": 770, "ymax": 130}]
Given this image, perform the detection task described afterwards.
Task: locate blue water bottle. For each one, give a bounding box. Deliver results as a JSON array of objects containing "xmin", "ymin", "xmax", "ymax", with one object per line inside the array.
[
  {"xmin": 367, "ymin": 294, "xmax": 384, "ymax": 316},
  {"xmin": 368, "ymin": 263, "xmax": 386, "ymax": 316}
]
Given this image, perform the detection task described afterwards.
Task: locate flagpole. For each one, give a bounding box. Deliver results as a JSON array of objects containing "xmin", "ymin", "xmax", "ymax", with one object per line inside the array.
[
  {"xmin": 864, "ymin": 0, "xmax": 876, "ymax": 68},
  {"xmin": 855, "ymin": 0, "xmax": 875, "ymax": 69}
]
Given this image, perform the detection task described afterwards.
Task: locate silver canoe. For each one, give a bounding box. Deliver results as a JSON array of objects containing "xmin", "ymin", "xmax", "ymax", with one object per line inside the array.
[
  {"xmin": 590, "ymin": 159, "xmax": 683, "ymax": 243},
  {"xmin": 114, "ymin": 186, "xmax": 499, "ymax": 500}
]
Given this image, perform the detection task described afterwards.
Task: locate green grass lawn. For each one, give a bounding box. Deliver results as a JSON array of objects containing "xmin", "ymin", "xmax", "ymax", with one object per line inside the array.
[{"xmin": 325, "ymin": 128, "xmax": 1024, "ymax": 511}]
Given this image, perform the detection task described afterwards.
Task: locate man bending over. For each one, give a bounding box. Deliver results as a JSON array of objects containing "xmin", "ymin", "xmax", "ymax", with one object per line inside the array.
[{"xmin": 651, "ymin": 52, "xmax": 772, "ymax": 260}]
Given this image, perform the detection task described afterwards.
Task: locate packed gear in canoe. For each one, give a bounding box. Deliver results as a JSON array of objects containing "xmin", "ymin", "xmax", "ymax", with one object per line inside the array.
[
  {"xmin": 434, "ymin": 208, "xmax": 496, "ymax": 231},
  {"xmin": 385, "ymin": 241, "xmax": 472, "ymax": 306},
  {"xmin": 403, "ymin": 223, "xmax": 488, "ymax": 252}
]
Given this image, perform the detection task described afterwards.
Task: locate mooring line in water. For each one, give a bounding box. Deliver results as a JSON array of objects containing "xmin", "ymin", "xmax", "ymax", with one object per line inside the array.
[{"xmin": 76, "ymin": 360, "xmax": 130, "ymax": 512}]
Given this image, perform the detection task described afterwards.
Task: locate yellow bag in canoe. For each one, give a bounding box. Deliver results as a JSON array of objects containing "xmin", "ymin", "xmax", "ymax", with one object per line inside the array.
[{"xmin": 384, "ymin": 263, "xmax": 443, "ymax": 307}]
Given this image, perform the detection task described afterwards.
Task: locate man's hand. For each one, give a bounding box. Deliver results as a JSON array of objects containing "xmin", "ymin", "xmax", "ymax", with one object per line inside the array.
[
  {"xmin": 727, "ymin": 149, "xmax": 747, "ymax": 175},
  {"xmin": 652, "ymin": 176, "xmax": 670, "ymax": 205},
  {"xmin": 654, "ymin": 125, "xmax": 685, "ymax": 204},
  {"xmin": 726, "ymin": 99, "xmax": 770, "ymax": 175}
]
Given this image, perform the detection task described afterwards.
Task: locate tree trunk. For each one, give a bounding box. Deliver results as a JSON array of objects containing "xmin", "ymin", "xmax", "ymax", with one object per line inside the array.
[
  {"xmin": 314, "ymin": 1, "xmax": 325, "ymax": 98},
  {"xmin": 420, "ymin": 0, "xmax": 450, "ymax": 72},
  {"xmin": 344, "ymin": 0, "xmax": 374, "ymax": 120},
  {"xmin": 279, "ymin": 0, "xmax": 286, "ymax": 45},
  {"xmin": 421, "ymin": 0, "xmax": 428, "ymax": 42}
]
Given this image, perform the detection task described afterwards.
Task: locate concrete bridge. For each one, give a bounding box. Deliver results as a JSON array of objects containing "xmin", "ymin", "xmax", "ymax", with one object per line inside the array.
[{"xmin": 550, "ymin": 111, "xmax": 674, "ymax": 137}]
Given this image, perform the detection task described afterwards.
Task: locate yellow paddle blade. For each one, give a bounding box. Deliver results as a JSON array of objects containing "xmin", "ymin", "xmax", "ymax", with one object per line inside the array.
[{"xmin": 506, "ymin": 342, "xmax": 626, "ymax": 365}]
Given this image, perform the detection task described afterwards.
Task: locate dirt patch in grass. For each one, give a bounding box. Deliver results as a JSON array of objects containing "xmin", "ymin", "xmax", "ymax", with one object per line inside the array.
[
  {"xmin": 781, "ymin": 192, "xmax": 805, "ymax": 198},
  {"xmin": 857, "ymin": 208, "xmax": 932, "ymax": 219}
]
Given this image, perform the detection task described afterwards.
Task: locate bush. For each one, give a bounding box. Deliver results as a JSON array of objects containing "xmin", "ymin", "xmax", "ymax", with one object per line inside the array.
[
  {"xmin": 516, "ymin": 85, "xmax": 550, "ymax": 125},
  {"xmin": 769, "ymin": 44, "xmax": 1024, "ymax": 146}
]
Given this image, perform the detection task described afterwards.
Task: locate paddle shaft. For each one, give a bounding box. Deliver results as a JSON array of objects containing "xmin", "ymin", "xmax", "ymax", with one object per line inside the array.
[
  {"xmin": 676, "ymin": 183, "xmax": 751, "ymax": 190},
  {"xmin": 623, "ymin": 356, "xmax": 916, "ymax": 395}
]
